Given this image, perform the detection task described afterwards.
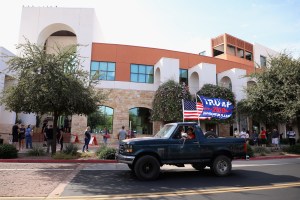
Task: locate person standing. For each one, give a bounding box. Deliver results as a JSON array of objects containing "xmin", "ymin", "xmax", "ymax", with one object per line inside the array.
[
  {"xmin": 11, "ymin": 123, "xmax": 19, "ymax": 149},
  {"xmin": 102, "ymin": 127, "xmax": 110, "ymax": 145},
  {"xmin": 271, "ymin": 128, "xmax": 280, "ymax": 150},
  {"xmin": 25, "ymin": 124, "xmax": 33, "ymax": 149},
  {"xmin": 44, "ymin": 124, "xmax": 54, "ymax": 154},
  {"xmin": 239, "ymin": 128, "xmax": 247, "ymax": 139},
  {"xmin": 233, "ymin": 128, "xmax": 239, "ymax": 138},
  {"xmin": 82, "ymin": 126, "xmax": 91, "ymax": 152},
  {"xmin": 41, "ymin": 120, "xmax": 48, "ymax": 147},
  {"xmin": 18, "ymin": 124, "xmax": 26, "ymax": 150},
  {"xmin": 260, "ymin": 127, "xmax": 267, "ymax": 147},
  {"xmin": 57, "ymin": 126, "xmax": 64, "ymax": 151},
  {"xmin": 64, "ymin": 117, "xmax": 69, "ymax": 133},
  {"xmin": 252, "ymin": 130, "xmax": 259, "ymax": 146},
  {"xmin": 287, "ymin": 128, "xmax": 296, "ymax": 146},
  {"xmin": 118, "ymin": 126, "xmax": 127, "ymax": 144}
]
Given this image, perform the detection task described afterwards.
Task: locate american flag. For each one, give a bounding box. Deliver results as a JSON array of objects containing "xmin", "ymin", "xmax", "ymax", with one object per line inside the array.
[{"xmin": 183, "ymin": 99, "xmax": 208, "ymax": 120}]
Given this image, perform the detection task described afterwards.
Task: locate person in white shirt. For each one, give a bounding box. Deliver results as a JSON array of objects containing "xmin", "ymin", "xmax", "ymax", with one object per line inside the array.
[
  {"xmin": 239, "ymin": 128, "xmax": 247, "ymax": 139},
  {"xmin": 287, "ymin": 128, "xmax": 296, "ymax": 146},
  {"xmin": 234, "ymin": 128, "xmax": 239, "ymax": 138}
]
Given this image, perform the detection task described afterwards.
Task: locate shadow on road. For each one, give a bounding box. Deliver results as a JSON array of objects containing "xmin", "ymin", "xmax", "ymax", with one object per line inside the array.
[{"xmin": 61, "ymin": 168, "xmax": 300, "ymax": 196}]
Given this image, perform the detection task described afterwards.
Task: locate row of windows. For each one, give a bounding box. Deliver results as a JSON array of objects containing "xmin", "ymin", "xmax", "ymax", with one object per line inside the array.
[{"xmin": 90, "ymin": 61, "xmax": 188, "ymax": 85}]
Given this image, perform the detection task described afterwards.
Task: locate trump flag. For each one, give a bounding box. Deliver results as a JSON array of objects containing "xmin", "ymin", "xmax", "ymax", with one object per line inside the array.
[{"xmin": 198, "ymin": 95, "xmax": 234, "ymax": 119}]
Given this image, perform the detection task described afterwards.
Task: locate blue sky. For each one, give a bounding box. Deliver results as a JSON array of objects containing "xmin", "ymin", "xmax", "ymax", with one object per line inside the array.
[{"xmin": 0, "ymin": 0, "xmax": 299, "ymax": 57}]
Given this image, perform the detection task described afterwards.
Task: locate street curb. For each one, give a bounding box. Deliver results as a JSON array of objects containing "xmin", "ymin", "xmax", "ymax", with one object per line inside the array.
[
  {"xmin": 0, "ymin": 155, "xmax": 300, "ymax": 163},
  {"xmin": 0, "ymin": 159, "xmax": 117, "ymax": 163},
  {"xmin": 248, "ymin": 155, "xmax": 300, "ymax": 160}
]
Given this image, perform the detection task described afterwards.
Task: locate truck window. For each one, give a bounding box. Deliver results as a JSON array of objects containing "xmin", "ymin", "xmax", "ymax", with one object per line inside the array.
[
  {"xmin": 173, "ymin": 126, "xmax": 185, "ymax": 139},
  {"xmin": 154, "ymin": 124, "xmax": 177, "ymax": 138}
]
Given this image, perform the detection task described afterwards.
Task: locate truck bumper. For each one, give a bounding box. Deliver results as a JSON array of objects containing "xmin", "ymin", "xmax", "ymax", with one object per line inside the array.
[{"xmin": 116, "ymin": 153, "xmax": 135, "ymax": 164}]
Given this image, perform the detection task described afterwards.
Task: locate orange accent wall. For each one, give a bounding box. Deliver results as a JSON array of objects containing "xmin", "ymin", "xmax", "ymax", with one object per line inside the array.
[{"xmin": 91, "ymin": 43, "xmax": 255, "ymax": 82}]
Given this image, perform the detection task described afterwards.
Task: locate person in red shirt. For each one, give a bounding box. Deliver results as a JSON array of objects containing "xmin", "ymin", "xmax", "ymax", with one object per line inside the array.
[
  {"xmin": 187, "ymin": 128, "xmax": 195, "ymax": 139},
  {"xmin": 260, "ymin": 127, "xmax": 267, "ymax": 147}
]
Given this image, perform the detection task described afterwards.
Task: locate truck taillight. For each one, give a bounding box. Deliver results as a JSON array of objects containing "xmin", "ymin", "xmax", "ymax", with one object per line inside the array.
[{"xmin": 244, "ymin": 143, "xmax": 247, "ymax": 153}]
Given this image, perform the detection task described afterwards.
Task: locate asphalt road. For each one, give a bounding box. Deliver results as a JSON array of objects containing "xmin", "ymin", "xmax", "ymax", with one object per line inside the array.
[
  {"xmin": 0, "ymin": 158, "xmax": 299, "ymax": 200},
  {"xmin": 61, "ymin": 158, "xmax": 300, "ymax": 200}
]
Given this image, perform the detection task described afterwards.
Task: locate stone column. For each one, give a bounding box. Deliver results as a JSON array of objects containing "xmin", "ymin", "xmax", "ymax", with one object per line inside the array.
[{"xmin": 71, "ymin": 115, "xmax": 87, "ymax": 143}]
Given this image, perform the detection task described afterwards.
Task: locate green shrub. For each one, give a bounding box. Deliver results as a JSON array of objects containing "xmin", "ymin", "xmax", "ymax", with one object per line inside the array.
[
  {"xmin": 247, "ymin": 144, "xmax": 254, "ymax": 157},
  {"xmin": 63, "ymin": 143, "xmax": 79, "ymax": 156},
  {"xmin": 52, "ymin": 152, "xmax": 79, "ymax": 159},
  {"xmin": 27, "ymin": 145, "xmax": 46, "ymax": 156},
  {"xmin": 280, "ymin": 138, "xmax": 290, "ymax": 145},
  {"xmin": 97, "ymin": 146, "xmax": 116, "ymax": 160},
  {"xmin": 286, "ymin": 144, "xmax": 300, "ymax": 154},
  {"xmin": 80, "ymin": 151, "xmax": 96, "ymax": 158},
  {"xmin": 0, "ymin": 144, "xmax": 18, "ymax": 159},
  {"xmin": 253, "ymin": 146, "xmax": 271, "ymax": 154}
]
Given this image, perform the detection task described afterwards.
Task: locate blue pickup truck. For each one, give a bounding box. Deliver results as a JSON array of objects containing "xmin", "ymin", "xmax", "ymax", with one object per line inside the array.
[{"xmin": 117, "ymin": 122, "xmax": 247, "ymax": 180}]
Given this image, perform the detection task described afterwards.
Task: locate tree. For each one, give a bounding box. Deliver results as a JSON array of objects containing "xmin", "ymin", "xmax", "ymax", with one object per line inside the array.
[
  {"xmin": 0, "ymin": 40, "xmax": 106, "ymax": 154},
  {"xmin": 241, "ymin": 53, "xmax": 300, "ymax": 128},
  {"xmin": 87, "ymin": 110, "xmax": 103, "ymax": 131},
  {"xmin": 152, "ymin": 80, "xmax": 191, "ymax": 123},
  {"xmin": 197, "ymin": 84, "xmax": 236, "ymax": 124}
]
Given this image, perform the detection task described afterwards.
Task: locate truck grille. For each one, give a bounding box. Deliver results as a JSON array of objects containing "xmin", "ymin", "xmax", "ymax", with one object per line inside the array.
[{"xmin": 119, "ymin": 144, "xmax": 125, "ymax": 154}]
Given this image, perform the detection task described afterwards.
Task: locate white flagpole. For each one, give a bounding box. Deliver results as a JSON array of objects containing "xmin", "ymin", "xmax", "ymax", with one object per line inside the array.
[
  {"xmin": 195, "ymin": 94, "xmax": 200, "ymax": 126},
  {"xmin": 182, "ymin": 99, "xmax": 185, "ymax": 122}
]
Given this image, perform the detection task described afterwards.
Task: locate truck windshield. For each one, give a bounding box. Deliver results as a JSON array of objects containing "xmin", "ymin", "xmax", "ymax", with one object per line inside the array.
[{"xmin": 154, "ymin": 124, "xmax": 177, "ymax": 138}]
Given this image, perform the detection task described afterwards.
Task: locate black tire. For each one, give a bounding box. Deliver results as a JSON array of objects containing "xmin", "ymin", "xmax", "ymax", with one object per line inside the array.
[
  {"xmin": 205, "ymin": 132, "xmax": 218, "ymax": 138},
  {"xmin": 192, "ymin": 163, "xmax": 206, "ymax": 171},
  {"xmin": 211, "ymin": 155, "xmax": 232, "ymax": 176},
  {"xmin": 134, "ymin": 155, "xmax": 160, "ymax": 181}
]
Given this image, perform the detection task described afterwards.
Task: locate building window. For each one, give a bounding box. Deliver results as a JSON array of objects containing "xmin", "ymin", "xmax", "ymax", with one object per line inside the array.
[
  {"xmin": 129, "ymin": 107, "xmax": 152, "ymax": 135},
  {"xmin": 260, "ymin": 55, "xmax": 267, "ymax": 67},
  {"xmin": 213, "ymin": 44, "xmax": 225, "ymax": 57},
  {"xmin": 245, "ymin": 51, "xmax": 252, "ymax": 61},
  {"xmin": 90, "ymin": 61, "xmax": 116, "ymax": 81},
  {"xmin": 237, "ymin": 48, "xmax": 244, "ymax": 58},
  {"xmin": 87, "ymin": 106, "xmax": 114, "ymax": 134},
  {"xmin": 227, "ymin": 45, "xmax": 236, "ymax": 55},
  {"xmin": 179, "ymin": 69, "xmax": 188, "ymax": 85},
  {"xmin": 130, "ymin": 64, "xmax": 154, "ymax": 83},
  {"xmin": 219, "ymin": 76, "xmax": 232, "ymax": 91}
]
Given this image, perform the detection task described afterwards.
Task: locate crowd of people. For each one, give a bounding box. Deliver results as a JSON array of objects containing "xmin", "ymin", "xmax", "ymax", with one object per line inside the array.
[
  {"xmin": 234, "ymin": 126, "xmax": 297, "ymax": 148},
  {"xmin": 11, "ymin": 121, "xmax": 297, "ymax": 153},
  {"xmin": 11, "ymin": 123, "xmax": 34, "ymax": 151},
  {"xmin": 11, "ymin": 120, "xmax": 65, "ymax": 153}
]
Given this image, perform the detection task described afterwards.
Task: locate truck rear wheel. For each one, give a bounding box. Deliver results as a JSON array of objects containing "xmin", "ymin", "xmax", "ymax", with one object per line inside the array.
[
  {"xmin": 212, "ymin": 155, "xmax": 232, "ymax": 176},
  {"xmin": 134, "ymin": 155, "xmax": 160, "ymax": 181}
]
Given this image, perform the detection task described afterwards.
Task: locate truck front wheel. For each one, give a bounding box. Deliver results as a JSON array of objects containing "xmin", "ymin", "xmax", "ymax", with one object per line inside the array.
[
  {"xmin": 134, "ymin": 155, "xmax": 160, "ymax": 181},
  {"xmin": 211, "ymin": 155, "xmax": 232, "ymax": 176}
]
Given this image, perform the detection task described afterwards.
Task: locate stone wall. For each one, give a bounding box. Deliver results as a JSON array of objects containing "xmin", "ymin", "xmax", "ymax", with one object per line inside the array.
[
  {"xmin": 0, "ymin": 123, "xmax": 13, "ymax": 143},
  {"xmin": 71, "ymin": 88, "xmax": 155, "ymax": 143},
  {"xmin": 218, "ymin": 124, "xmax": 231, "ymax": 137}
]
